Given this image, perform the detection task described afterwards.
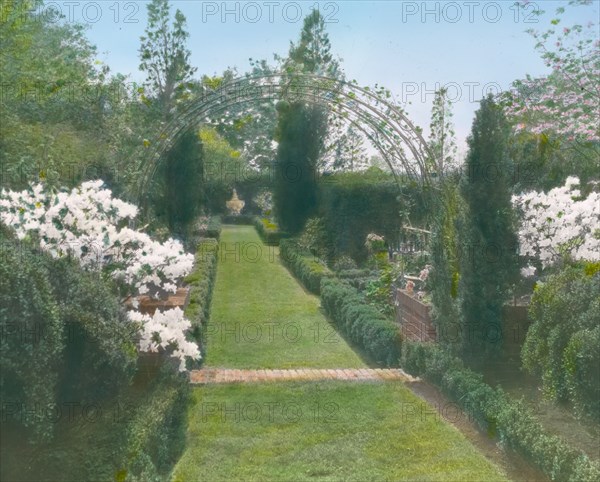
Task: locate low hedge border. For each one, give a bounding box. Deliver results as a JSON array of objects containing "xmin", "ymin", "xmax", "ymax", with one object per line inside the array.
[
  {"xmin": 183, "ymin": 238, "xmax": 219, "ymax": 358},
  {"xmin": 320, "ymin": 277, "xmax": 401, "ymax": 367},
  {"xmin": 279, "ymin": 239, "xmax": 333, "ymax": 294},
  {"xmin": 337, "ymin": 268, "xmax": 379, "ymax": 291},
  {"xmin": 253, "ymin": 216, "xmax": 289, "ymax": 246},
  {"xmin": 200, "ymin": 215, "xmax": 222, "ymax": 240},
  {"xmin": 118, "ymin": 370, "xmax": 190, "ymax": 481},
  {"xmin": 401, "ymin": 341, "xmax": 600, "ymax": 482},
  {"xmin": 222, "ymin": 214, "xmax": 254, "ymax": 225}
]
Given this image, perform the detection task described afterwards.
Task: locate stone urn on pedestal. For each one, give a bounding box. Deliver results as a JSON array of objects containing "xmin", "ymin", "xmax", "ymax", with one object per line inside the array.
[{"xmin": 226, "ymin": 189, "xmax": 245, "ymax": 215}]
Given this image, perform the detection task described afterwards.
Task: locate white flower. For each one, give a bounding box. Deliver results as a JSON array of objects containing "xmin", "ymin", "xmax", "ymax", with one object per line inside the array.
[
  {"xmin": 513, "ymin": 178, "xmax": 600, "ymax": 268},
  {"xmin": 0, "ymin": 180, "xmax": 200, "ymax": 371},
  {"xmin": 520, "ymin": 265, "xmax": 537, "ymax": 278}
]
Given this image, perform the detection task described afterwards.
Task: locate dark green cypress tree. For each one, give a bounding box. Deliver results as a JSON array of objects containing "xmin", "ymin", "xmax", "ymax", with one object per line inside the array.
[
  {"xmin": 273, "ymin": 101, "xmax": 326, "ymax": 234},
  {"xmin": 458, "ymin": 95, "xmax": 519, "ymax": 357},
  {"xmin": 163, "ymin": 129, "xmax": 204, "ymax": 235},
  {"xmin": 273, "ymin": 11, "xmax": 337, "ymax": 235}
]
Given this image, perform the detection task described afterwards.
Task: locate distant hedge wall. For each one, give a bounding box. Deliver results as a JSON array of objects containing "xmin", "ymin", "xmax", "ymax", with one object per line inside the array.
[{"xmin": 317, "ymin": 171, "xmax": 430, "ymax": 262}]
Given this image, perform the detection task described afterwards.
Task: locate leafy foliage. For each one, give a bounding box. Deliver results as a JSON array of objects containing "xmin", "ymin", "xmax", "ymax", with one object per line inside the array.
[
  {"xmin": 253, "ymin": 216, "xmax": 288, "ymax": 246},
  {"xmin": 429, "ymin": 180, "xmax": 463, "ymax": 351},
  {"xmin": 401, "ymin": 341, "xmax": 600, "ymax": 482},
  {"xmin": 152, "ymin": 129, "xmax": 204, "ymax": 236},
  {"xmin": 317, "ymin": 171, "xmax": 428, "ymax": 263},
  {"xmin": 279, "ymin": 239, "xmax": 333, "ymax": 294},
  {"xmin": 320, "ymin": 278, "xmax": 402, "ymax": 366},
  {"xmin": 522, "ymin": 266, "xmax": 600, "ymax": 420},
  {"xmin": 428, "ymin": 88, "xmax": 458, "ymax": 177},
  {"xmin": 139, "ymin": 0, "xmax": 196, "ymax": 117},
  {"xmin": 512, "ymin": 176, "xmax": 600, "ymax": 268},
  {"xmin": 0, "ymin": 229, "xmax": 137, "ymax": 442}
]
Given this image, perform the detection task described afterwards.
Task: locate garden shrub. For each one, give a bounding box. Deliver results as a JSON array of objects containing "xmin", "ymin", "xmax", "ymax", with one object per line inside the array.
[
  {"xmin": 1, "ymin": 366, "xmax": 191, "ymax": 482},
  {"xmin": 332, "ymin": 255, "xmax": 358, "ymax": 272},
  {"xmin": 253, "ymin": 216, "xmax": 289, "ymax": 246},
  {"xmin": 522, "ymin": 267, "xmax": 600, "ymax": 420},
  {"xmin": 320, "ymin": 278, "xmax": 401, "ymax": 366},
  {"xmin": 50, "ymin": 257, "xmax": 138, "ymax": 404},
  {"xmin": 0, "ymin": 232, "xmax": 137, "ymax": 442},
  {"xmin": 0, "ymin": 231, "xmax": 189, "ymax": 482},
  {"xmin": 457, "ymin": 95, "xmax": 520, "ymax": 356},
  {"xmin": 298, "ymin": 217, "xmax": 332, "ymax": 259},
  {"xmin": 197, "ymin": 215, "xmax": 222, "ymax": 240},
  {"xmin": 337, "ymin": 268, "xmax": 379, "ymax": 291},
  {"xmin": 184, "ymin": 238, "xmax": 219, "ymax": 357},
  {"xmin": 203, "ymin": 182, "xmax": 232, "ymax": 214},
  {"xmin": 117, "ymin": 368, "xmax": 190, "ymax": 481},
  {"xmin": 222, "ymin": 214, "xmax": 255, "ymax": 224},
  {"xmin": 401, "ymin": 341, "xmax": 600, "ymax": 482},
  {"xmin": 0, "ymin": 235, "xmax": 64, "ymax": 441},
  {"xmin": 279, "ymin": 239, "xmax": 333, "ymax": 294},
  {"xmin": 273, "ymin": 101, "xmax": 324, "ymax": 235}
]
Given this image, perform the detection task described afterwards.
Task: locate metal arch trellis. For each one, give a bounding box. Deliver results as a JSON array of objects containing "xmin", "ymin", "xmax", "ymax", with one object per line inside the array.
[{"xmin": 131, "ymin": 73, "xmax": 437, "ymax": 206}]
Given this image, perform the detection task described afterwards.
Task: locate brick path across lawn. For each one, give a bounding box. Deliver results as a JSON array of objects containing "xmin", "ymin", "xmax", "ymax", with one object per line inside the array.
[{"xmin": 190, "ymin": 368, "xmax": 419, "ymax": 385}]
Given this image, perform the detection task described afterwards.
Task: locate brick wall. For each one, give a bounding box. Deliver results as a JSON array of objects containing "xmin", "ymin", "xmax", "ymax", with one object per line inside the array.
[
  {"xmin": 395, "ymin": 289, "xmax": 436, "ymax": 342},
  {"xmin": 394, "ymin": 289, "xmax": 532, "ymax": 349}
]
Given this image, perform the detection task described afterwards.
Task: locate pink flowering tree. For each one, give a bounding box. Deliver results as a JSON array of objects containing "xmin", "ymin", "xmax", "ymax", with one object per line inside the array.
[{"xmin": 505, "ymin": 1, "xmax": 599, "ymax": 143}]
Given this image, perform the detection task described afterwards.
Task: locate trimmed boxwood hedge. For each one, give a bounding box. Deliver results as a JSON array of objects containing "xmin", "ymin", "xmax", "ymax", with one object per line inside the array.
[
  {"xmin": 320, "ymin": 277, "xmax": 401, "ymax": 367},
  {"xmin": 183, "ymin": 238, "xmax": 219, "ymax": 359},
  {"xmin": 0, "ymin": 230, "xmax": 190, "ymax": 482},
  {"xmin": 337, "ymin": 268, "xmax": 379, "ymax": 291},
  {"xmin": 116, "ymin": 369, "xmax": 190, "ymax": 481},
  {"xmin": 200, "ymin": 215, "xmax": 222, "ymax": 240},
  {"xmin": 222, "ymin": 214, "xmax": 254, "ymax": 225},
  {"xmin": 279, "ymin": 239, "xmax": 333, "ymax": 294},
  {"xmin": 401, "ymin": 341, "xmax": 600, "ymax": 482},
  {"xmin": 254, "ymin": 216, "xmax": 289, "ymax": 246}
]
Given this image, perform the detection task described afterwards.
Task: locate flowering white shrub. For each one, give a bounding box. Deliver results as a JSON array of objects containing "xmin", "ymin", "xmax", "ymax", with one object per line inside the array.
[
  {"xmin": 1, "ymin": 180, "xmax": 199, "ymax": 370},
  {"xmin": 512, "ymin": 177, "xmax": 600, "ymax": 267},
  {"xmin": 128, "ymin": 308, "xmax": 200, "ymax": 372},
  {"xmin": 520, "ymin": 265, "xmax": 537, "ymax": 278}
]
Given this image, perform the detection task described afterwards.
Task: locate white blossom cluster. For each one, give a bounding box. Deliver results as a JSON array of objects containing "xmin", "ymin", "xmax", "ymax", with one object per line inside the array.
[
  {"xmin": 512, "ymin": 177, "xmax": 600, "ymax": 268},
  {"xmin": 1, "ymin": 180, "xmax": 199, "ymax": 370},
  {"xmin": 128, "ymin": 308, "xmax": 199, "ymax": 372}
]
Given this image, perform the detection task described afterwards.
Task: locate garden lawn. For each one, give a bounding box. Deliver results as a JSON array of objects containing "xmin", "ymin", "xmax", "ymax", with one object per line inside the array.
[
  {"xmin": 173, "ymin": 224, "xmax": 508, "ymax": 481},
  {"xmin": 204, "ymin": 225, "xmax": 364, "ymax": 368},
  {"xmin": 172, "ymin": 382, "xmax": 508, "ymax": 481}
]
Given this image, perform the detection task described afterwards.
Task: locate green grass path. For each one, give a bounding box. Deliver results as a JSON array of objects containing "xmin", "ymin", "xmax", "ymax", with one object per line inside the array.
[
  {"xmin": 172, "ymin": 226, "xmax": 508, "ymax": 482},
  {"xmin": 204, "ymin": 225, "xmax": 364, "ymax": 369}
]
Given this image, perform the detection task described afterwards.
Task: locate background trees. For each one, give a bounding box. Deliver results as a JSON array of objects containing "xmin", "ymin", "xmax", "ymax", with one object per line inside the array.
[
  {"xmin": 504, "ymin": 0, "xmax": 599, "ymax": 191},
  {"xmin": 138, "ymin": 0, "xmax": 196, "ymax": 120},
  {"xmin": 138, "ymin": 0, "xmax": 202, "ymax": 235},
  {"xmin": 428, "ymin": 88, "xmax": 458, "ymax": 178}
]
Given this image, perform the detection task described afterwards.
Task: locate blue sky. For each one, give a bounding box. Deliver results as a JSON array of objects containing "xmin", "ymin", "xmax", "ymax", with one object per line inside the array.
[{"xmin": 46, "ymin": 0, "xmax": 599, "ymax": 157}]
